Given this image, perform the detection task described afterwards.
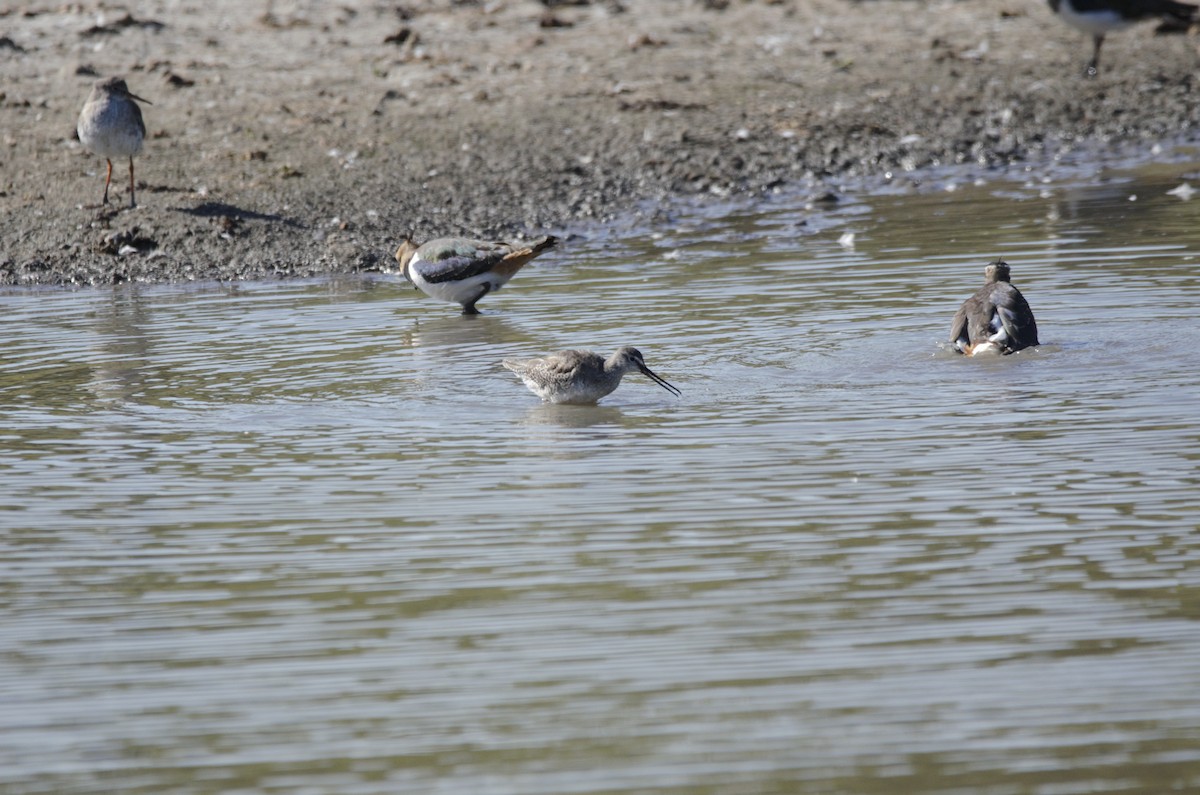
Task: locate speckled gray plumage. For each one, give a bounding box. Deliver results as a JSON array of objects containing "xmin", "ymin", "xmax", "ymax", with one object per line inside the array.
[
  {"xmin": 502, "ymin": 346, "xmax": 681, "ymax": 404},
  {"xmin": 77, "ymin": 77, "xmax": 150, "ymax": 207}
]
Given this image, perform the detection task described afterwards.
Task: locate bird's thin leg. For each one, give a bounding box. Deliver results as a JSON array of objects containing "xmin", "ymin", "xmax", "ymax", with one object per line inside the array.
[
  {"xmin": 102, "ymin": 158, "xmax": 114, "ymax": 205},
  {"xmin": 128, "ymin": 156, "xmax": 137, "ymax": 208},
  {"xmin": 461, "ymin": 285, "xmax": 490, "ymax": 315},
  {"xmin": 1086, "ymin": 34, "xmax": 1104, "ymax": 78}
]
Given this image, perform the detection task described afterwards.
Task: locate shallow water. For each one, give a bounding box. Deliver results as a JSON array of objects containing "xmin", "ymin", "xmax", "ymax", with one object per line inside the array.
[{"xmin": 3, "ymin": 158, "xmax": 1200, "ymax": 794}]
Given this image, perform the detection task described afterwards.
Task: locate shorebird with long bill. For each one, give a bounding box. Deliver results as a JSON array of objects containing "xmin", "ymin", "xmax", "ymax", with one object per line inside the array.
[{"xmin": 503, "ymin": 346, "xmax": 681, "ymax": 404}]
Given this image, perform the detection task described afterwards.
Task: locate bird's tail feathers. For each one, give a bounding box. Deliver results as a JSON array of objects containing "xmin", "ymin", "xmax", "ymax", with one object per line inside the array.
[{"xmin": 494, "ymin": 235, "xmax": 559, "ymax": 277}]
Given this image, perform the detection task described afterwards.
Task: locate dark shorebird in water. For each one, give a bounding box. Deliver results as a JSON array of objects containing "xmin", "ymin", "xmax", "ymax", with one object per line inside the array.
[
  {"xmin": 76, "ymin": 77, "xmax": 151, "ymax": 208},
  {"xmin": 502, "ymin": 346, "xmax": 681, "ymax": 404},
  {"xmin": 1046, "ymin": 0, "xmax": 1198, "ymax": 76},
  {"xmin": 950, "ymin": 260, "xmax": 1040, "ymax": 356},
  {"xmin": 393, "ymin": 235, "xmax": 558, "ymax": 315}
]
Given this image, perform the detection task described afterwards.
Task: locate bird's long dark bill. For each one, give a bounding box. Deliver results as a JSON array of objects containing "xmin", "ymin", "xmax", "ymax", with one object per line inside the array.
[
  {"xmin": 639, "ymin": 365, "xmax": 681, "ymax": 397},
  {"xmin": 130, "ymin": 93, "xmax": 152, "ymax": 105}
]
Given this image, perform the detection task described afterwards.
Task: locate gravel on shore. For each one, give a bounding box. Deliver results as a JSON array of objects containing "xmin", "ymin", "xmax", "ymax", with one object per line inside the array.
[{"xmin": 2, "ymin": 0, "xmax": 1198, "ymax": 286}]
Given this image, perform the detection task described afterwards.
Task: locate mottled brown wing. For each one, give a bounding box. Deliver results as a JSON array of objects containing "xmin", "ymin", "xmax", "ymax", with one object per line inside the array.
[{"xmin": 949, "ymin": 301, "xmax": 971, "ymax": 347}]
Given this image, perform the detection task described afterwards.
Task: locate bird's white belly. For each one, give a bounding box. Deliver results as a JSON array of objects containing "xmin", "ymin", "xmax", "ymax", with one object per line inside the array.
[
  {"xmin": 968, "ymin": 341, "xmax": 1005, "ymax": 356},
  {"xmin": 545, "ymin": 385, "xmax": 611, "ymax": 404},
  {"xmin": 1057, "ymin": 4, "xmax": 1135, "ymax": 35},
  {"xmin": 78, "ymin": 109, "xmax": 143, "ymax": 158},
  {"xmin": 521, "ymin": 376, "xmax": 616, "ymax": 405}
]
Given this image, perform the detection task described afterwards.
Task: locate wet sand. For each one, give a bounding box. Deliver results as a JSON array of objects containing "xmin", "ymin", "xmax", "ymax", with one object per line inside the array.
[{"xmin": 2, "ymin": 0, "xmax": 1198, "ymax": 286}]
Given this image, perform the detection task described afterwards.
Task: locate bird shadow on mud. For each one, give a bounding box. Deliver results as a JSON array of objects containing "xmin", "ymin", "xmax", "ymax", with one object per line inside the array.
[{"xmin": 172, "ymin": 201, "xmax": 303, "ymax": 227}]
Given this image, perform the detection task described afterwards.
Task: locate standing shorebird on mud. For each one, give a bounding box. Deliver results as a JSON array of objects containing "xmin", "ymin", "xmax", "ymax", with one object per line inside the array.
[
  {"xmin": 1046, "ymin": 0, "xmax": 1198, "ymax": 76},
  {"xmin": 77, "ymin": 77, "xmax": 151, "ymax": 208},
  {"xmin": 949, "ymin": 260, "xmax": 1040, "ymax": 356},
  {"xmin": 502, "ymin": 346, "xmax": 682, "ymax": 405},
  {"xmin": 393, "ymin": 235, "xmax": 558, "ymax": 315}
]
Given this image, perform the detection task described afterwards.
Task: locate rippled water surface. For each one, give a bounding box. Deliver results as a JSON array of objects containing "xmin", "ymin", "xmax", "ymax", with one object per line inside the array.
[{"xmin": 3, "ymin": 160, "xmax": 1200, "ymax": 794}]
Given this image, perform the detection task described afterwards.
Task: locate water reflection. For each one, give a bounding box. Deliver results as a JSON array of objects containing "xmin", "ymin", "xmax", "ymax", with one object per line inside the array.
[
  {"xmin": 518, "ymin": 402, "xmax": 629, "ymax": 429},
  {"xmin": 1, "ymin": 161, "xmax": 1199, "ymax": 795},
  {"xmin": 395, "ymin": 311, "xmax": 531, "ymax": 352}
]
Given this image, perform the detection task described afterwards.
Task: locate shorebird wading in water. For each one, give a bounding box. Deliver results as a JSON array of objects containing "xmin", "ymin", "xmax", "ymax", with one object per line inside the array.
[
  {"xmin": 1046, "ymin": 0, "xmax": 1198, "ymax": 76},
  {"xmin": 502, "ymin": 346, "xmax": 682, "ymax": 404},
  {"xmin": 393, "ymin": 235, "xmax": 558, "ymax": 314},
  {"xmin": 77, "ymin": 77, "xmax": 151, "ymax": 208},
  {"xmin": 950, "ymin": 260, "xmax": 1040, "ymax": 356}
]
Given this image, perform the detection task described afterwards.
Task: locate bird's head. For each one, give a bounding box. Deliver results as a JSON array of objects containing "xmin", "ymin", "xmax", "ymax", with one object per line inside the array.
[
  {"xmin": 615, "ymin": 346, "xmax": 681, "ymax": 397},
  {"xmin": 984, "ymin": 259, "xmax": 1011, "ymax": 284},
  {"xmin": 100, "ymin": 77, "xmax": 151, "ymax": 105},
  {"xmin": 394, "ymin": 237, "xmax": 420, "ymax": 284}
]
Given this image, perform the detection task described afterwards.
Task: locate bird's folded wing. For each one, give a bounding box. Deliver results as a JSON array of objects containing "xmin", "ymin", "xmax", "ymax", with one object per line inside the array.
[
  {"xmin": 994, "ymin": 287, "xmax": 1039, "ymax": 347},
  {"xmin": 414, "ymin": 250, "xmax": 508, "ymax": 283},
  {"xmin": 949, "ymin": 304, "xmax": 970, "ymax": 344}
]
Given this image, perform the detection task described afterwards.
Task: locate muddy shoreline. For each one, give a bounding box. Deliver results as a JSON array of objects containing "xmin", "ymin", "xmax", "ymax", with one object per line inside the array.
[{"xmin": 2, "ymin": 0, "xmax": 1199, "ymax": 286}]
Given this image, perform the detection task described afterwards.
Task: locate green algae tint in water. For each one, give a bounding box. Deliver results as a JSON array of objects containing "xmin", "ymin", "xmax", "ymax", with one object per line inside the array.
[{"xmin": 1, "ymin": 164, "xmax": 1199, "ymax": 795}]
